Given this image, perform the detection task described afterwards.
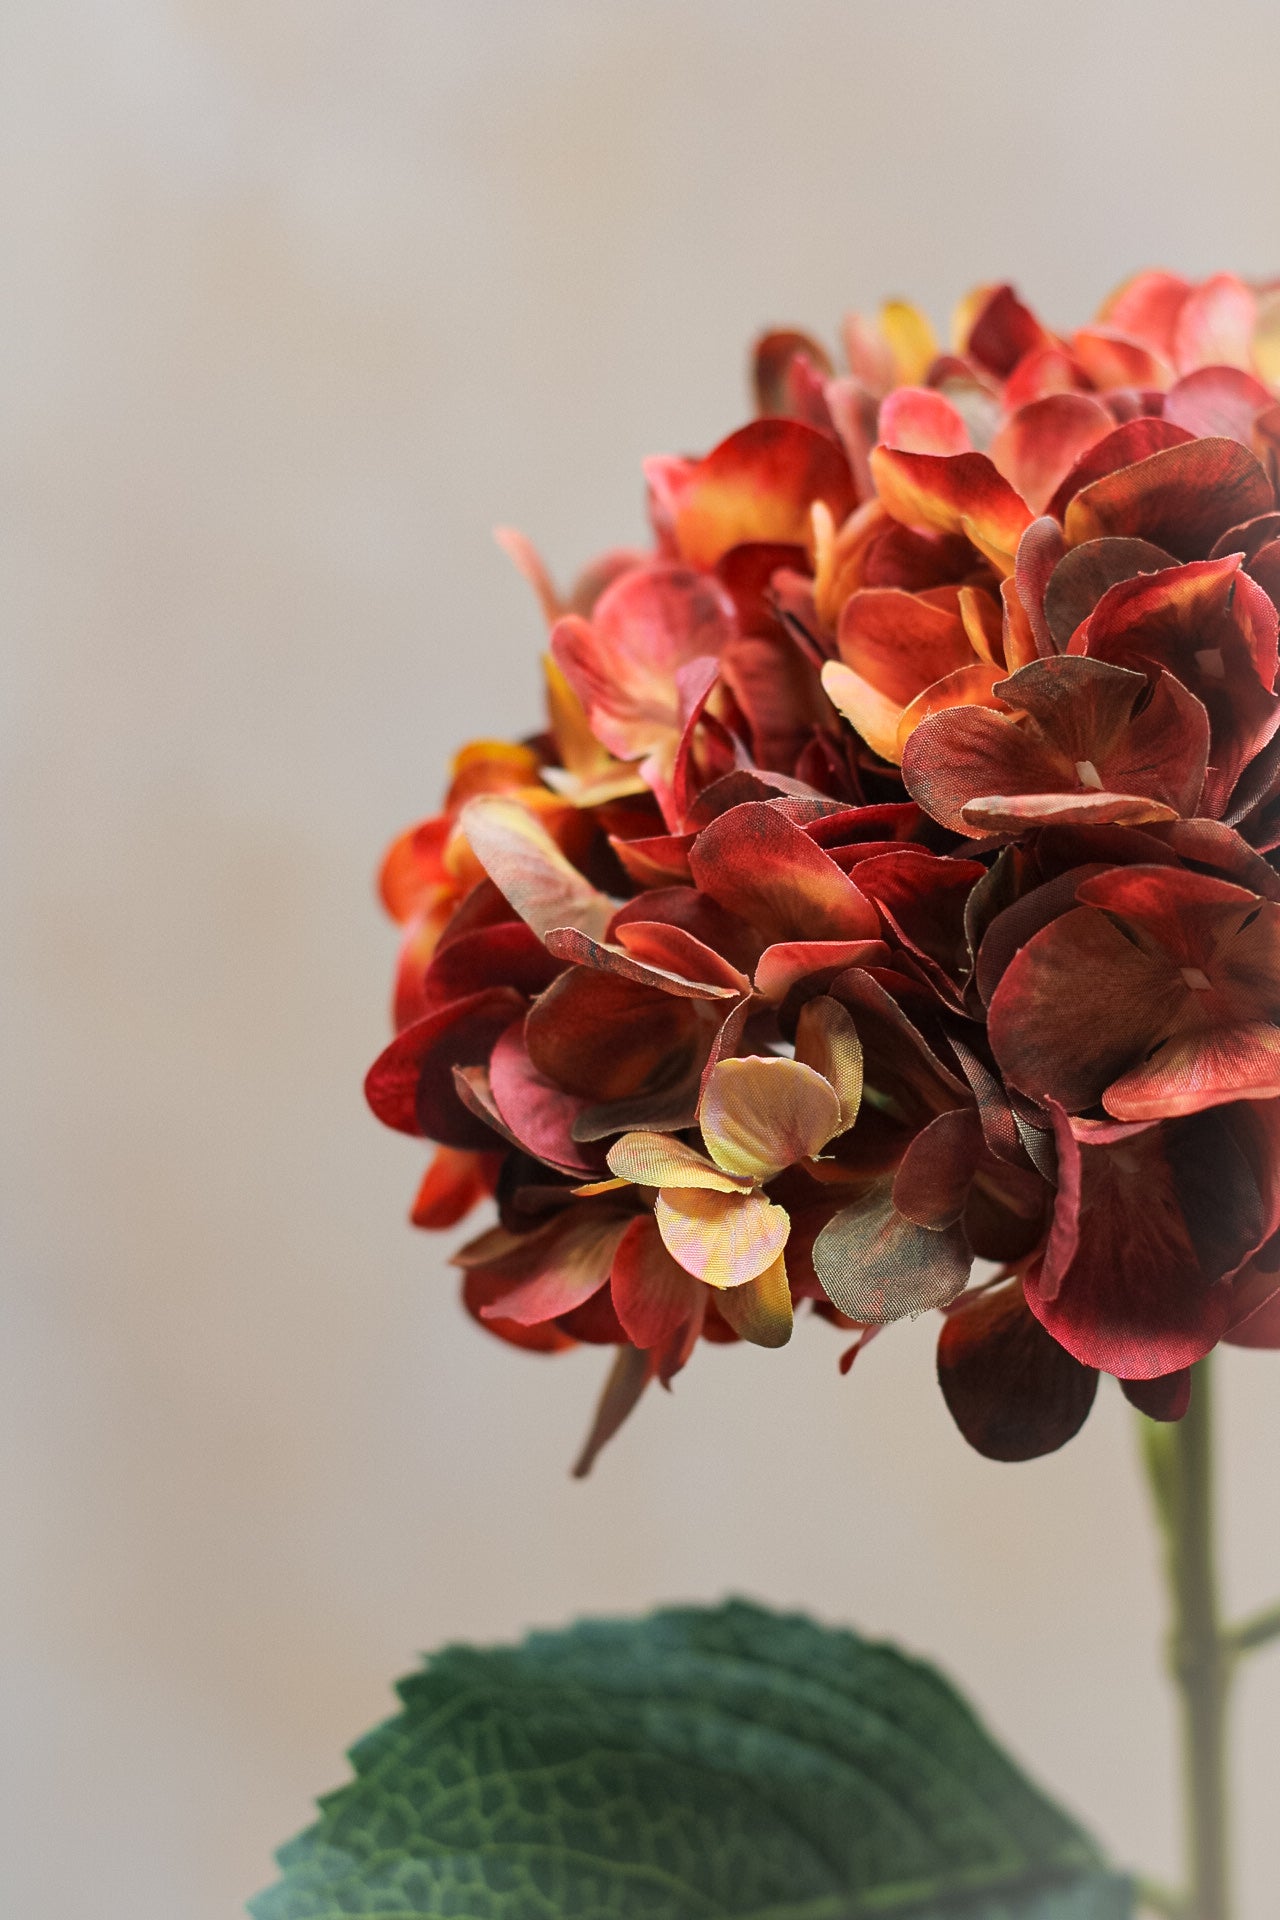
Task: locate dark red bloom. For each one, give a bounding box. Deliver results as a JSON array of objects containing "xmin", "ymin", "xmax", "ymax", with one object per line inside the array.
[{"xmin": 367, "ymin": 272, "xmax": 1280, "ymax": 1469}]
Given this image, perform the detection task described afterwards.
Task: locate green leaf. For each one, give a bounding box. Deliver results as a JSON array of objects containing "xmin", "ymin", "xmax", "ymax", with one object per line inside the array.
[{"xmin": 250, "ymin": 1600, "xmax": 1131, "ymax": 1920}]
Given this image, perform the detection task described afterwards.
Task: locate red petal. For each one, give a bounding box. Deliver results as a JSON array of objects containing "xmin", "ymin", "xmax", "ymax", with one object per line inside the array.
[
  {"xmin": 938, "ymin": 1277, "xmax": 1097, "ymax": 1460},
  {"xmin": 902, "ymin": 655, "xmax": 1208, "ymax": 835},
  {"xmin": 1041, "ymin": 536, "xmax": 1177, "ymax": 648},
  {"xmin": 1027, "ymin": 1106, "xmax": 1261, "ymax": 1375},
  {"xmin": 610, "ymin": 1215, "xmax": 705, "ymax": 1351},
  {"xmin": 525, "ymin": 968, "xmax": 707, "ymax": 1104},
  {"xmin": 892, "ymin": 1108, "xmax": 984, "ymax": 1228},
  {"xmin": 1064, "ymin": 437, "xmax": 1274, "ymax": 561},
  {"xmin": 836, "ymin": 587, "xmax": 976, "ymax": 710},
  {"xmin": 753, "ymin": 937, "xmax": 889, "ymax": 1005},
  {"xmin": 543, "ymin": 926, "xmax": 743, "ymax": 999},
  {"xmin": 365, "ymin": 987, "xmax": 525, "ymax": 1145},
  {"xmin": 878, "ymin": 386, "xmax": 970, "ymax": 455},
  {"xmin": 379, "ymin": 816, "xmax": 450, "ymax": 924},
  {"xmin": 1069, "ymin": 328, "xmax": 1172, "ymax": 391},
  {"xmin": 550, "ymin": 562, "xmax": 736, "ymax": 763},
  {"xmin": 1173, "ymin": 273, "xmax": 1256, "ymax": 374},
  {"xmin": 1121, "ymin": 1371, "xmax": 1192, "ymax": 1421},
  {"xmin": 963, "ymin": 283, "xmax": 1053, "ymax": 379},
  {"xmin": 1096, "ymin": 270, "xmax": 1190, "ymax": 363},
  {"xmin": 1165, "ymin": 365, "xmax": 1275, "ymax": 444},
  {"xmin": 1072, "ymin": 555, "xmax": 1280, "ymax": 814},
  {"xmin": 1043, "ymin": 418, "xmax": 1193, "ymax": 523},
  {"xmin": 461, "ymin": 1268, "xmax": 576, "ymax": 1354},
  {"xmin": 476, "ymin": 1207, "xmax": 631, "ymax": 1328},
  {"xmin": 488, "ymin": 1019, "xmax": 598, "ymax": 1174},
  {"xmin": 420, "ymin": 920, "xmax": 561, "ymax": 1014},
  {"xmin": 989, "ymin": 394, "xmax": 1114, "ymax": 516},
  {"xmin": 752, "ymin": 329, "xmax": 834, "ymax": 417},
  {"xmin": 689, "ymin": 801, "xmax": 880, "ymax": 943}
]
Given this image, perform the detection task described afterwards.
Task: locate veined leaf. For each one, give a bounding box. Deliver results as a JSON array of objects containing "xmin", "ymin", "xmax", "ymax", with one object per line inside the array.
[{"xmin": 250, "ymin": 1600, "xmax": 1130, "ymax": 1920}]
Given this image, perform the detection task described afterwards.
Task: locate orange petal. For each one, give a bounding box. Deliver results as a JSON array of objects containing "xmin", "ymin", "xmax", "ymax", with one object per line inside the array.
[
  {"xmin": 651, "ymin": 419, "xmax": 856, "ymax": 570},
  {"xmin": 410, "ymin": 1146, "xmax": 499, "ymax": 1230},
  {"xmin": 827, "ymin": 586, "xmax": 976, "ymax": 760},
  {"xmin": 869, "ymin": 446, "xmax": 1033, "ymax": 575},
  {"xmin": 656, "ymin": 1185, "xmax": 790, "ymax": 1287},
  {"xmin": 700, "ymin": 1056, "xmax": 842, "ymax": 1182},
  {"xmin": 794, "ymin": 995, "xmax": 864, "ymax": 1130},
  {"xmin": 1070, "ymin": 328, "xmax": 1172, "ymax": 391},
  {"xmin": 958, "ymin": 585, "xmax": 1004, "ymax": 666},
  {"xmin": 379, "ymin": 816, "xmax": 451, "ymax": 924},
  {"xmin": 714, "ymin": 1252, "xmax": 794, "ymax": 1347},
  {"xmin": 607, "ymin": 1131, "xmax": 751, "ymax": 1192}
]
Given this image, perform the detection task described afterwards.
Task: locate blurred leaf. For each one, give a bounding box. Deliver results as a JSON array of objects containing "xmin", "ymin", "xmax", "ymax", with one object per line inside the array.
[{"xmin": 250, "ymin": 1599, "xmax": 1131, "ymax": 1919}]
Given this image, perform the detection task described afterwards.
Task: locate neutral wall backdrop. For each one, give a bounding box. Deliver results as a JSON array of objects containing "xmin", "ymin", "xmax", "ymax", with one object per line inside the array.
[{"xmin": 4, "ymin": 4, "xmax": 1280, "ymax": 1915}]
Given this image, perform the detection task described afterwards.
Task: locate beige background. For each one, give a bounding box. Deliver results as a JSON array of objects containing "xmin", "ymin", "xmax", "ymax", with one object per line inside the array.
[{"xmin": 4, "ymin": 3, "xmax": 1280, "ymax": 1914}]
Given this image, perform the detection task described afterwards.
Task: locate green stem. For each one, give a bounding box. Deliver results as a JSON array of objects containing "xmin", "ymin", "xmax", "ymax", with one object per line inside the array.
[
  {"xmin": 1140, "ymin": 1357, "xmax": 1233, "ymax": 1920},
  {"xmin": 1224, "ymin": 1598, "xmax": 1280, "ymax": 1658}
]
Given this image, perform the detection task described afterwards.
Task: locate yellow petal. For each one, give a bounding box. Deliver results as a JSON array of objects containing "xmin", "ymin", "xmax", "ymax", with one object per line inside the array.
[
  {"xmin": 607, "ymin": 1132, "xmax": 752, "ymax": 1192},
  {"xmin": 542, "ymin": 651, "xmax": 621, "ymax": 785},
  {"xmin": 882, "ymin": 299, "xmax": 938, "ymax": 386},
  {"xmin": 655, "ymin": 1186, "xmax": 790, "ymax": 1287},
  {"xmin": 715, "ymin": 1252, "xmax": 794, "ymax": 1348},
  {"xmin": 821, "ymin": 658, "xmax": 904, "ymax": 764},
  {"xmin": 958, "ymin": 586, "xmax": 1004, "ymax": 666},
  {"xmin": 794, "ymin": 996, "xmax": 863, "ymax": 1132},
  {"xmin": 700, "ymin": 1056, "xmax": 842, "ymax": 1182}
]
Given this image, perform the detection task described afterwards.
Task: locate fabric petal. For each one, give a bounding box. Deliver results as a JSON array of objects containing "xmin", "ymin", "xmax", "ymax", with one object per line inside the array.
[
  {"xmin": 365, "ymin": 987, "xmax": 526, "ymax": 1146},
  {"xmin": 689, "ymin": 801, "xmax": 880, "ymax": 942},
  {"xmin": 609, "ymin": 1215, "xmax": 705, "ymax": 1351},
  {"xmin": 937, "ymin": 1276, "xmax": 1098, "ymax": 1460},
  {"xmin": 410, "ymin": 1146, "xmax": 499, "ymax": 1230},
  {"xmin": 794, "ymin": 993, "xmax": 864, "ymax": 1130},
  {"xmin": 878, "ymin": 386, "xmax": 971, "ymax": 455},
  {"xmin": 813, "ymin": 1178, "xmax": 971, "ymax": 1322},
  {"xmin": 461, "ymin": 796, "xmax": 614, "ymax": 943},
  {"xmin": 1063, "ymin": 437, "xmax": 1274, "ymax": 560},
  {"xmin": 652, "ymin": 419, "xmax": 856, "ymax": 569},
  {"xmin": 607, "ymin": 1131, "xmax": 751, "ymax": 1192},
  {"xmin": 892, "ymin": 1108, "xmax": 984, "ymax": 1229},
  {"xmin": 1121, "ymin": 1371, "xmax": 1192, "ymax": 1421},
  {"xmin": 700, "ymin": 1055, "xmax": 842, "ymax": 1182},
  {"xmin": 988, "ymin": 393, "xmax": 1114, "ymax": 516},
  {"xmin": 656, "ymin": 1185, "xmax": 791, "ymax": 1287},
  {"xmin": 869, "ymin": 446, "xmax": 1033, "ymax": 575},
  {"xmin": 571, "ymin": 1345, "xmax": 652, "ymax": 1478},
  {"xmin": 714, "ymin": 1253, "xmax": 794, "ymax": 1347}
]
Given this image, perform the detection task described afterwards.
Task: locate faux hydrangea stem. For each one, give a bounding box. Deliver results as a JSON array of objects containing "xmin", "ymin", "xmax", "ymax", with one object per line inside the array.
[{"xmin": 1141, "ymin": 1357, "xmax": 1232, "ymax": 1920}]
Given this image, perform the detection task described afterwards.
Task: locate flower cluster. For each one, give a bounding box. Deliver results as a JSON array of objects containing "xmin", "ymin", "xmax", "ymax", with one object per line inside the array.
[{"xmin": 367, "ymin": 271, "xmax": 1280, "ymax": 1469}]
